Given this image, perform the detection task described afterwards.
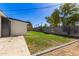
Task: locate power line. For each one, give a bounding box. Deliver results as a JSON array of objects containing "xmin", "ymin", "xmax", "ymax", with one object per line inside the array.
[
  {"xmin": 4, "ymin": 4, "xmax": 60, "ymax": 16},
  {"xmin": 2, "ymin": 4, "xmax": 60, "ymax": 11}
]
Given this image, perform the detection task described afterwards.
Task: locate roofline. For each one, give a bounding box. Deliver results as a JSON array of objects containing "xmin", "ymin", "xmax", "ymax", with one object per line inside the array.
[
  {"xmin": 0, "ymin": 9, "xmax": 7, "ymax": 17},
  {"xmin": 7, "ymin": 17, "xmax": 31, "ymax": 24},
  {"xmin": 0, "ymin": 10, "xmax": 31, "ymax": 24}
]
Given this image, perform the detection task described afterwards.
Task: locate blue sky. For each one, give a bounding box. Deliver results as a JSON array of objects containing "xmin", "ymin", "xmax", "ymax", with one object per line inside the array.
[{"xmin": 0, "ymin": 3, "xmax": 60, "ymax": 27}]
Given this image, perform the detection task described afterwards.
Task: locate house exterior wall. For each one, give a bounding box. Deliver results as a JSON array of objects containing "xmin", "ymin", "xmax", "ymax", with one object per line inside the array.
[
  {"xmin": 10, "ymin": 20, "xmax": 27, "ymax": 36},
  {"xmin": 0, "ymin": 11, "xmax": 6, "ymax": 37},
  {"xmin": 0, "ymin": 16, "xmax": 1, "ymax": 37}
]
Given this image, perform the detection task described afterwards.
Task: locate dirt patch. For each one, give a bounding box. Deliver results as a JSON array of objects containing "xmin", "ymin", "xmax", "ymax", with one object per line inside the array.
[{"xmin": 41, "ymin": 41, "xmax": 79, "ymax": 56}]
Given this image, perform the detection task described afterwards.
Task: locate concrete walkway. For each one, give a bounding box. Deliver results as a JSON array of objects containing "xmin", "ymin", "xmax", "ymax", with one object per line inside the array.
[{"xmin": 0, "ymin": 36, "xmax": 30, "ymax": 56}]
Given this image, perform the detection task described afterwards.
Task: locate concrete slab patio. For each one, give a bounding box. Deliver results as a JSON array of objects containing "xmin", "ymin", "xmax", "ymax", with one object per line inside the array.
[{"xmin": 0, "ymin": 36, "xmax": 30, "ymax": 56}]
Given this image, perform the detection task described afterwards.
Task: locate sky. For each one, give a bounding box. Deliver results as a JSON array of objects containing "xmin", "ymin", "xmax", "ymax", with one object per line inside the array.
[{"xmin": 0, "ymin": 3, "xmax": 60, "ymax": 27}]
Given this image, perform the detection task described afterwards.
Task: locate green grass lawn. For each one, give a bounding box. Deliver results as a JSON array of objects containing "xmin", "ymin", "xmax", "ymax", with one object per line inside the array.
[{"xmin": 25, "ymin": 31, "xmax": 73, "ymax": 54}]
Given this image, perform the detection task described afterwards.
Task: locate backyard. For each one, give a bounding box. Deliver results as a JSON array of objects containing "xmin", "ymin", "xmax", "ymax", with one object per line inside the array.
[{"xmin": 24, "ymin": 31, "xmax": 74, "ymax": 54}]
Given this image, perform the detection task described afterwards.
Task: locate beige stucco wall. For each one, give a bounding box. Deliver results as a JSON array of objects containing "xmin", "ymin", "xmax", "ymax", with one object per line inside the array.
[{"xmin": 10, "ymin": 20, "xmax": 27, "ymax": 36}]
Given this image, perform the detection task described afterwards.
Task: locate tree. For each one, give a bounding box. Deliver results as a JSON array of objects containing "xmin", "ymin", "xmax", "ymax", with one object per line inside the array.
[
  {"xmin": 59, "ymin": 3, "xmax": 79, "ymax": 33},
  {"xmin": 43, "ymin": 23, "xmax": 48, "ymax": 28},
  {"xmin": 39, "ymin": 23, "xmax": 48, "ymax": 32},
  {"xmin": 45, "ymin": 3, "xmax": 79, "ymax": 35},
  {"xmin": 69, "ymin": 13, "xmax": 79, "ymax": 34},
  {"xmin": 45, "ymin": 9, "xmax": 60, "ymax": 27}
]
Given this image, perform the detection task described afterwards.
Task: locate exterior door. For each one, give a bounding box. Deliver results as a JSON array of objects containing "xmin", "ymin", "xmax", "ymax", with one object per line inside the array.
[{"xmin": 1, "ymin": 17, "xmax": 11, "ymax": 37}]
